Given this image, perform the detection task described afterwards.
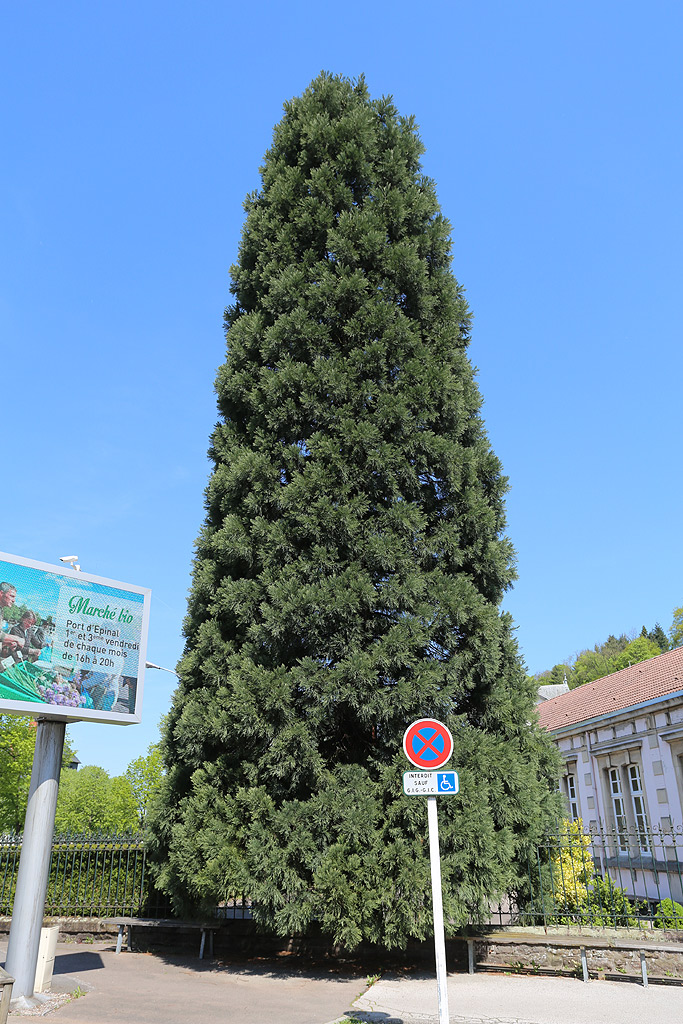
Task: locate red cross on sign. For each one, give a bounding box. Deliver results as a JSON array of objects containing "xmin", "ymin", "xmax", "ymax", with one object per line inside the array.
[{"xmin": 403, "ymin": 719, "xmax": 454, "ymax": 770}]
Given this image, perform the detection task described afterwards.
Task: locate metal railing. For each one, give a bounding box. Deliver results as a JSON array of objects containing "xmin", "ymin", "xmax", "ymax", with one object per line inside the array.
[
  {"xmin": 4, "ymin": 822, "xmax": 680, "ymax": 931},
  {"xmin": 517, "ymin": 820, "xmax": 683, "ymax": 929},
  {"xmin": 0, "ymin": 831, "xmax": 171, "ymax": 918},
  {"xmin": 0, "ymin": 831, "xmax": 252, "ymax": 920}
]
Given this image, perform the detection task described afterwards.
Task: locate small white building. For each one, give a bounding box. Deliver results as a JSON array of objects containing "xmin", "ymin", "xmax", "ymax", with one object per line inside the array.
[{"xmin": 538, "ymin": 647, "xmax": 683, "ymax": 905}]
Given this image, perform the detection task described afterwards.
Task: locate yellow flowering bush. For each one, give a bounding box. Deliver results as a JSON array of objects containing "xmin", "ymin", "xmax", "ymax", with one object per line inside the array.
[{"xmin": 550, "ymin": 818, "xmax": 595, "ymax": 912}]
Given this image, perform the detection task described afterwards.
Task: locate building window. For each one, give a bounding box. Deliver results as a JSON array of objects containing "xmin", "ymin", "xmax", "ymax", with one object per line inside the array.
[
  {"xmin": 565, "ymin": 774, "xmax": 580, "ymax": 821},
  {"xmin": 608, "ymin": 767, "xmax": 629, "ymax": 852},
  {"xmin": 675, "ymin": 752, "xmax": 683, "ymax": 813},
  {"xmin": 628, "ymin": 764, "xmax": 650, "ymax": 852}
]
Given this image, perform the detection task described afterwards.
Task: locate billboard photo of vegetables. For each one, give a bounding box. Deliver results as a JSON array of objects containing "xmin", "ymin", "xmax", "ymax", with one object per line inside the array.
[{"xmin": 0, "ymin": 661, "xmax": 87, "ymax": 708}]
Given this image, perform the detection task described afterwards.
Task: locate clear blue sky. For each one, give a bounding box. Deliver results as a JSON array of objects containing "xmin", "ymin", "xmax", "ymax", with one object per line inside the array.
[{"xmin": 3, "ymin": 2, "xmax": 682, "ymax": 774}]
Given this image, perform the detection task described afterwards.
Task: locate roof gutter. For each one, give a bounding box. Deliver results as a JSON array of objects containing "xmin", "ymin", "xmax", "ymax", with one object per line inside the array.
[{"xmin": 546, "ymin": 687, "xmax": 683, "ymax": 737}]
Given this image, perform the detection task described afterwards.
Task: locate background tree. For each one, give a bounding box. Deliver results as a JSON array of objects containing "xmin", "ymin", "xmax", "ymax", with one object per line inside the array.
[
  {"xmin": 125, "ymin": 742, "xmax": 164, "ymax": 827},
  {"xmin": 0, "ymin": 716, "xmax": 36, "ymax": 831},
  {"xmin": 54, "ymin": 765, "xmax": 137, "ymax": 833},
  {"xmin": 647, "ymin": 623, "xmax": 669, "ymax": 652},
  {"xmin": 670, "ymin": 607, "xmax": 683, "ymax": 650},
  {"xmin": 534, "ymin": 618, "xmax": 675, "ymax": 692},
  {"xmin": 539, "ymin": 663, "xmax": 571, "ymax": 687},
  {"xmin": 599, "ymin": 633, "xmax": 631, "ymax": 660},
  {"xmin": 612, "ymin": 635, "xmax": 661, "ymax": 672},
  {"xmin": 0, "ymin": 716, "xmax": 76, "ymax": 831},
  {"xmin": 148, "ymin": 72, "xmax": 560, "ymax": 950},
  {"xmin": 569, "ymin": 650, "xmax": 613, "ymax": 689}
]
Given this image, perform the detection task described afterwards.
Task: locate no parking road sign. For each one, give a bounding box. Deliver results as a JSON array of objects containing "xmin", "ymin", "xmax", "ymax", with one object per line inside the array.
[
  {"xmin": 401, "ymin": 718, "xmax": 457, "ymax": 1024},
  {"xmin": 403, "ymin": 719, "xmax": 454, "ymax": 770}
]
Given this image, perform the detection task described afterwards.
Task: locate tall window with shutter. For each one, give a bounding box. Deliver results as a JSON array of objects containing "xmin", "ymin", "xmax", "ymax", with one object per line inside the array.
[
  {"xmin": 628, "ymin": 763, "xmax": 650, "ymax": 852},
  {"xmin": 608, "ymin": 767, "xmax": 629, "ymax": 853}
]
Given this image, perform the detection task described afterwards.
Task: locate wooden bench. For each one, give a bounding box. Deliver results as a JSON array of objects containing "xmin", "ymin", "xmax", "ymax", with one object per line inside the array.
[
  {"xmin": 462, "ymin": 930, "xmax": 683, "ymax": 986},
  {"xmin": 104, "ymin": 918, "xmax": 219, "ymax": 960}
]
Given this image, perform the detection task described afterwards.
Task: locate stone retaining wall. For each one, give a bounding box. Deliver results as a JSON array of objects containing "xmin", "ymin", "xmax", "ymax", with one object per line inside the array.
[
  {"xmin": 1, "ymin": 917, "xmax": 681, "ymax": 979},
  {"xmin": 0, "ymin": 916, "xmax": 119, "ymax": 943},
  {"xmin": 476, "ymin": 931, "xmax": 683, "ymax": 981}
]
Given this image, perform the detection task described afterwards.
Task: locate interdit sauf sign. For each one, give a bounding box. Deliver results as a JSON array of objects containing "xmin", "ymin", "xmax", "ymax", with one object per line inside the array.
[{"xmin": 0, "ymin": 551, "xmax": 150, "ymax": 724}]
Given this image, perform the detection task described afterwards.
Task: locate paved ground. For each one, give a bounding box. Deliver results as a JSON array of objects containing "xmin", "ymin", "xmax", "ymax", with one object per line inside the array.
[
  {"xmin": 2, "ymin": 941, "xmax": 367, "ymax": 1024},
  {"xmin": 352, "ymin": 971, "xmax": 683, "ymax": 1024},
  {"xmin": 2, "ymin": 940, "xmax": 683, "ymax": 1023}
]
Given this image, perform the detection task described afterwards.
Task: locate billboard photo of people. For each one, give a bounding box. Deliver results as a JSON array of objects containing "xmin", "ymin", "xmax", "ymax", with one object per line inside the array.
[{"xmin": 0, "ymin": 552, "xmax": 150, "ymax": 724}]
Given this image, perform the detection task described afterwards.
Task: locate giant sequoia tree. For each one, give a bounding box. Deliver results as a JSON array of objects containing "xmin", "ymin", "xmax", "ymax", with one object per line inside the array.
[{"xmin": 149, "ymin": 73, "xmax": 559, "ymax": 949}]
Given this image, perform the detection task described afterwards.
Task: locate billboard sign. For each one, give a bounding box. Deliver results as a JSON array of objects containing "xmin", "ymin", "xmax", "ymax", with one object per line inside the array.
[{"xmin": 0, "ymin": 551, "xmax": 150, "ymax": 724}]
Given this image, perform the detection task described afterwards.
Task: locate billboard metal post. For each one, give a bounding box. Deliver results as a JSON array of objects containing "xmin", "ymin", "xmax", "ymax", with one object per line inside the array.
[
  {"xmin": 427, "ymin": 795, "xmax": 450, "ymax": 1024},
  {"xmin": 5, "ymin": 719, "xmax": 65, "ymax": 1007}
]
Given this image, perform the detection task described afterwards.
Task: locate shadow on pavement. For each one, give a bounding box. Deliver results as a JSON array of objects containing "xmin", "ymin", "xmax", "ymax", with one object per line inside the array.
[
  {"xmin": 120, "ymin": 943, "xmax": 381, "ymax": 985},
  {"xmin": 53, "ymin": 950, "xmax": 104, "ymax": 975},
  {"xmin": 34, "ymin": 941, "xmax": 372, "ymax": 1024},
  {"xmin": 341, "ymin": 1014, "xmax": 403, "ymax": 1023}
]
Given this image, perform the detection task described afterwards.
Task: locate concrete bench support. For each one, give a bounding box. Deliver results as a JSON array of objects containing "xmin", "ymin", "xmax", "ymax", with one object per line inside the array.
[
  {"xmin": 115, "ymin": 924, "xmax": 127, "ymax": 955},
  {"xmin": 198, "ymin": 928, "xmax": 214, "ymax": 960},
  {"xmin": 107, "ymin": 918, "xmax": 217, "ymax": 960}
]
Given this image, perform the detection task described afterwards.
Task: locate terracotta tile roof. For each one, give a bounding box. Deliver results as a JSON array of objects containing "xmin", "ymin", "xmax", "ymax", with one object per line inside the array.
[{"xmin": 537, "ymin": 646, "xmax": 683, "ymax": 732}]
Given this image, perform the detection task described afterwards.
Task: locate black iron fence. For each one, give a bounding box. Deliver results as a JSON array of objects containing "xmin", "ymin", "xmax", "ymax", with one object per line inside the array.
[
  {"xmin": 2, "ymin": 822, "xmax": 682, "ymax": 930},
  {"xmin": 518, "ymin": 820, "xmax": 683, "ymax": 929},
  {"xmin": 0, "ymin": 831, "xmax": 171, "ymax": 918},
  {"xmin": 0, "ymin": 831, "xmax": 252, "ymax": 920}
]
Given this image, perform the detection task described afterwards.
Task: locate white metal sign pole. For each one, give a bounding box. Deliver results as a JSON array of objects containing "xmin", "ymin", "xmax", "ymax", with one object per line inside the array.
[
  {"xmin": 5, "ymin": 719, "xmax": 65, "ymax": 1007},
  {"xmin": 427, "ymin": 794, "xmax": 449, "ymax": 1024}
]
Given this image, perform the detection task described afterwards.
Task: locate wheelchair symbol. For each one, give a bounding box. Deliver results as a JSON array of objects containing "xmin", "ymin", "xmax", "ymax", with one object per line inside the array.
[{"xmin": 437, "ymin": 773, "xmax": 456, "ymax": 792}]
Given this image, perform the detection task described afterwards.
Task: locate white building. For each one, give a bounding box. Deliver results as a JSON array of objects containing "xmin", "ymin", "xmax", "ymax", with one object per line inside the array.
[{"xmin": 537, "ymin": 647, "xmax": 683, "ymax": 905}]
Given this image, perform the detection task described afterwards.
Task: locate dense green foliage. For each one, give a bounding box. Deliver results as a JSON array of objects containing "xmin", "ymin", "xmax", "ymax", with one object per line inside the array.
[
  {"xmin": 149, "ymin": 73, "xmax": 560, "ymax": 949},
  {"xmin": 1, "ymin": 605, "xmax": 53, "ymax": 628},
  {"xmin": 533, "ymin": 613, "xmax": 680, "ymax": 691},
  {"xmin": 0, "ymin": 717, "xmax": 75, "ymax": 831},
  {"xmin": 654, "ymin": 898, "xmax": 683, "ymax": 930},
  {"xmin": 531, "ymin": 820, "xmax": 638, "ymax": 927},
  {"xmin": 582, "ymin": 876, "xmax": 637, "ymax": 927},
  {"xmin": 125, "ymin": 743, "xmax": 164, "ymax": 827},
  {"xmin": 0, "ymin": 716, "xmax": 36, "ymax": 830},
  {"xmin": 0, "ymin": 715, "xmax": 161, "ymax": 833},
  {"xmin": 54, "ymin": 765, "xmax": 138, "ymax": 833},
  {"xmin": 670, "ymin": 608, "xmax": 683, "ymax": 651}
]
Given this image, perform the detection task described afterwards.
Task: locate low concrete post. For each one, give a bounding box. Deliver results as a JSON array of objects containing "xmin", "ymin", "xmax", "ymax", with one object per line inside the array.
[
  {"xmin": 640, "ymin": 951, "xmax": 648, "ymax": 988},
  {"xmin": 467, "ymin": 938, "xmax": 475, "ymax": 974}
]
